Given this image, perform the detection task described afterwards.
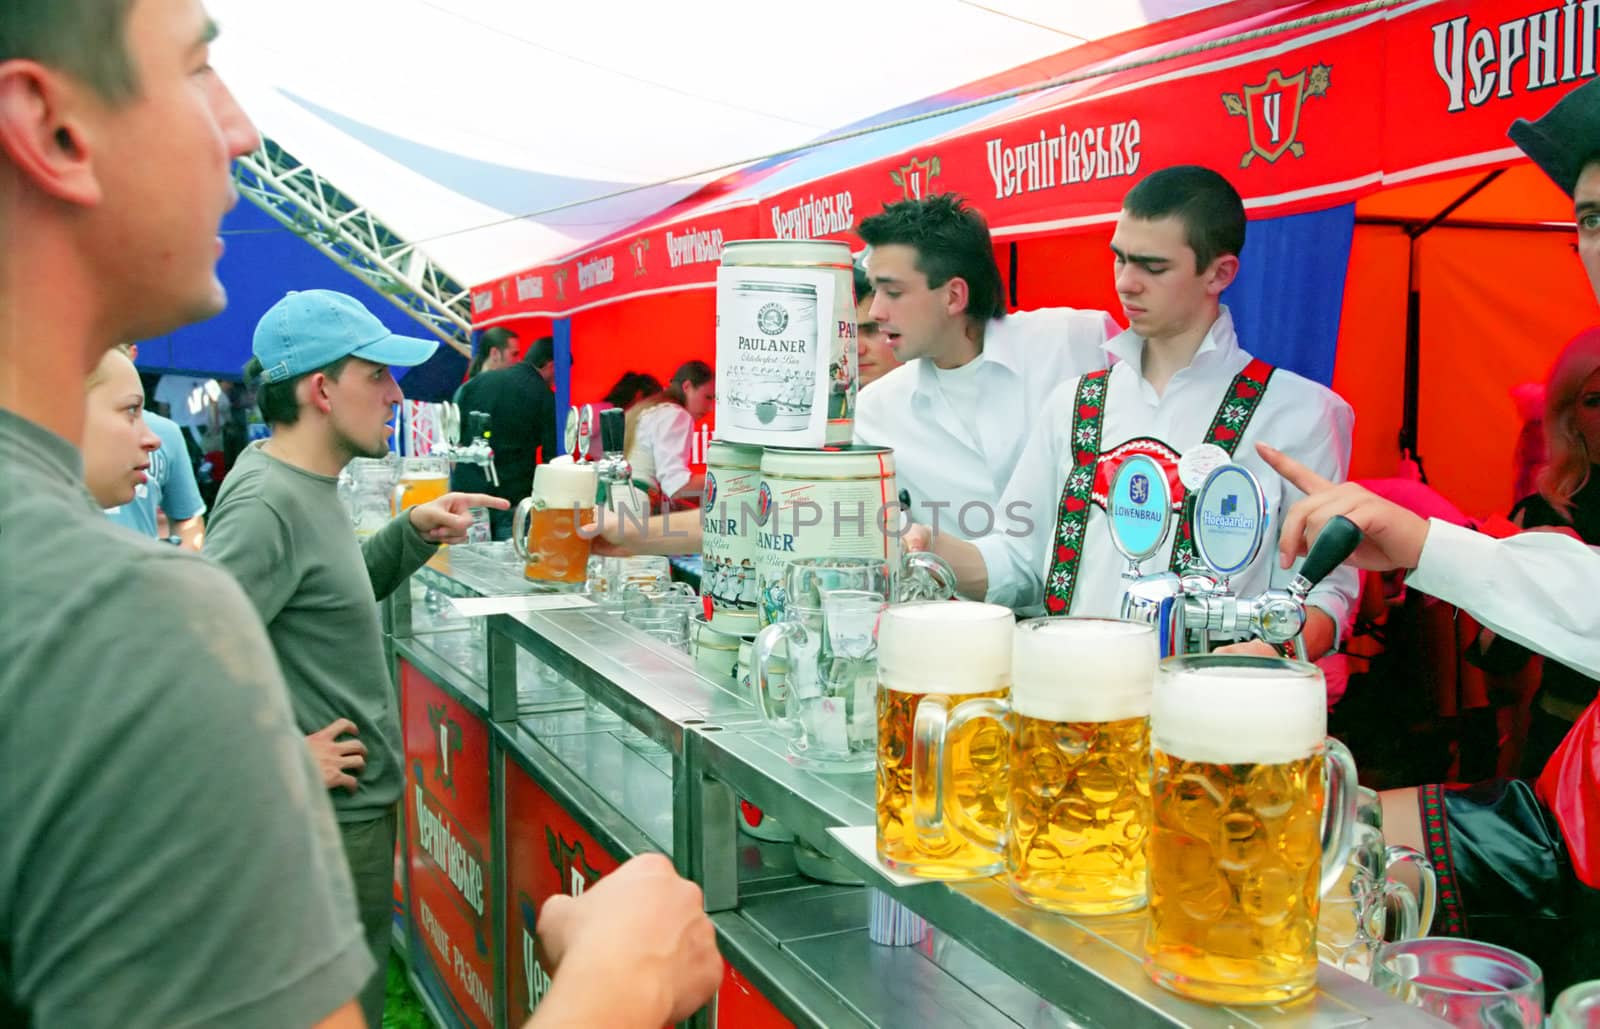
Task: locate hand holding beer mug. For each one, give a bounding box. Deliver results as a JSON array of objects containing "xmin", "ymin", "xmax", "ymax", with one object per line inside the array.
[
  {"xmin": 392, "ymin": 455, "xmax": 450, "ymax": 514},
  {"xmin": 875, "ymin": 601, "xmax": 1014, "ymax": 879},
  {"xmin": 1145, "ymin": 655, "xmax": 1359, "ymax": 1006},
  {"xmin": 512, "ymin": 458, "xmax": 598, "ymax": 585},
  {"xmin": 924, "ymin": 618, "xmax": 1157, "ymax": 914},
  {"xmin": 754, "ymin": 557, "xmax": 896, "ymax": 772}
]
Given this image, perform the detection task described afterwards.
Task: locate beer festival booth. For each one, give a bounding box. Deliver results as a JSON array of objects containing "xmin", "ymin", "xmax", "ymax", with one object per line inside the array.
[{"xmin": 384, "ymin": 0, "xmax": 1597, "ymax": 1026}]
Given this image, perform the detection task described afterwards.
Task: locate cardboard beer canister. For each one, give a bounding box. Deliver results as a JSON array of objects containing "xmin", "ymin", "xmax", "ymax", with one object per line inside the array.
[
  {"xmin": 700, "ymin": 439, "xmax": 764, "ymax": 633},
  {"xmin": 715, "ymin": 240, "xmax": 857, "ymax": 448},
  {"xmin": 754, "ymin": 446, "xmax": 899, "ymax": 628}
]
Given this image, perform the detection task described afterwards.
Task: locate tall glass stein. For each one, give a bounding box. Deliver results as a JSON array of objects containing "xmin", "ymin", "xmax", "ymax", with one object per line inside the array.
[
  {"xmin": 1317, "ymin": 787, "xmax": 1437, "ymax": 980},
  {"xmin": 1145, "ymin": 654, "xmax": 1358, "ymax": 1006},
  {"xmin": 928, "ymin": 617, "xmax": 1157, "ymax": 914},
  {"xmin": 391, "ymin": 455, "xmax": 449, "ymax": 514},
  {"xmin": 512, "ymin": 458, "xmax": 597, "ymax": 586},
  {"xmin": 874, "ymin": 601, "xmax": 1014, "ymax": 879}
]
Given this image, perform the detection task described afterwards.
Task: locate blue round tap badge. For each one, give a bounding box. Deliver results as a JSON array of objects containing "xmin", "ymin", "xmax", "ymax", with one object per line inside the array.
[
  {"xmin": 1192, "ymin": 463, "xmax": 1269, "ymax": 577},
  {"xmin": 1107, "ymin": 454, "xmax": 1173, "ymax": 563}
]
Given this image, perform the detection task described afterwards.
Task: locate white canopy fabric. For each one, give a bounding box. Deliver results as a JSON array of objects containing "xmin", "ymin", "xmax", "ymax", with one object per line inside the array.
[{"xmin": 209, "ymin": 0, "xmax": 1230, "ymax": 286}]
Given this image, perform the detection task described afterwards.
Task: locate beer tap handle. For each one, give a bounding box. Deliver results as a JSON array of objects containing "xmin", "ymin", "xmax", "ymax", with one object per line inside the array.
[
  {"xmin": 1289, "ymin": 515, "xmax": 1363, "ymax": 598},
  {"xmin": 599, "ymin": 408, "xmax": 625, "ymax": 458}
]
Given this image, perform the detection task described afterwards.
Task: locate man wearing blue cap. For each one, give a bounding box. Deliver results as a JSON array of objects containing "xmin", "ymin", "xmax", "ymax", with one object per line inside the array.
[{"xmin": 206, "ymin": 288, "xmax": 509, "ymax": 1027}]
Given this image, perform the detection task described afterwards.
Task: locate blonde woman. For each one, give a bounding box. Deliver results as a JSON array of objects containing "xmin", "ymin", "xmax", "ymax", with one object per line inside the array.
[
  {"xmin": 1508, "ymin": 327, "xmax": 1600, "ymax": 773},
  {"xmin": 83, "ymin": 346, "xmax": 162, "ymax": 509}
]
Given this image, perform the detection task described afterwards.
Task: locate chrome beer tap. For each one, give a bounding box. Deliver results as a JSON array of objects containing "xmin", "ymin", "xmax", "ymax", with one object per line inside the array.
[
  {"xmin": 1106, "ymin": 455, "xmax": 1186, "ymax": 657},
  {"xmin": 594, "ymin": 406, "xmax": 631, "ymax": 506},
  {"xmin": 430, "ymin": 400, "xmax": 500, "ymax": 488},
  {"xmin": 1121, "ymin": 461, "xmax": 1363, "ymax": 658},
  {"xmin": 1220, "ymin": 513, "xmax": 1363, "ymax": 661}
]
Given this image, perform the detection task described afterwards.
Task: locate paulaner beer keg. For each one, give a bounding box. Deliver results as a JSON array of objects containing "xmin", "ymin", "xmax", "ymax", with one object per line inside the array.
[
  {"xmin": 754, "ymin": 446, "xmax": 899, "ymax": 627},
  {"xmin": 716, "ymin": 240, "xmax": 857, "ymax": 448},
  {"xmin": 700, "ymin": 439, "xmax": 763, "ymax": 634}
]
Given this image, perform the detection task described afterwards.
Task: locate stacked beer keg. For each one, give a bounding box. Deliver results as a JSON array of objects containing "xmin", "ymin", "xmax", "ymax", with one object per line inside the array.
[
  {"xmin": 700, "ymin": 239, "xmax": 891, "ymax": 661},
  {"xmin": 701, "ymin": 239, "xmax": 887, "ymax": 863}
]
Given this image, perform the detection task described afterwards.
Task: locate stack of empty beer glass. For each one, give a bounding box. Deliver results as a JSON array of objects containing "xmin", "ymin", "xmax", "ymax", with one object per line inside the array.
[{"xmin": 621, "ymin": 581, "xmax": 699, "ymax": 652}]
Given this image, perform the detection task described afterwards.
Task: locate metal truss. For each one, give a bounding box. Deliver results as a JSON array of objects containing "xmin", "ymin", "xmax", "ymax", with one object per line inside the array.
[{"xmin": 233, "ymin": 136, "xmax": 472, "ymax": 356}]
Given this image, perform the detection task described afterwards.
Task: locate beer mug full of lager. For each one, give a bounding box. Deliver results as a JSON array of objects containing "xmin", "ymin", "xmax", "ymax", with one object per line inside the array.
[
  {"xmin": 924, "ymin": 617, "xmax": 1157, "ymax": 914},
  {"xmin": 392, "ymin": 455, "xmax": 449, "ymax": 514},
  {"xmin": 875, "ymin": 601, "xmax": 1014, "ymax": 879},
  {"xmin": 512, "ymin": 458, "xmax": 598, "ymax": 585},
  {"xmin": 1145, "ymin": 655, "xmax": 1359, "ymax": 1006}
]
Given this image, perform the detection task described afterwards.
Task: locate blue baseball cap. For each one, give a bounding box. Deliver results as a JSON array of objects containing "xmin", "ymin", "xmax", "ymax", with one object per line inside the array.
[{"xmin": 252, "ymin": 289, "xmax": 439, "ymax": 383}]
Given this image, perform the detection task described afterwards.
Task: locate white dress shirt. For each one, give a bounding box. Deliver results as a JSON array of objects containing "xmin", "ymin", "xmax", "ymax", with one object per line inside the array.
[
  {"xmin": 627, "ymin": 403, "xmax": 694, "ymax": 497},
  {"xmin": 1409, "ymin": 520, "xmax": 1600, "ymax": 679},
  {"xmin": 973, "ymin": 307, "xmax": 1359, "ymax": 637},
  {"xmin": 853, "ymin": 307, "xmax": 1120, "ymax": 540}
]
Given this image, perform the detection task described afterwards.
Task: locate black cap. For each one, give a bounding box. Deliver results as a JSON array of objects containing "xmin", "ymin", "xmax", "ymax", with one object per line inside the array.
[{"xmin": 1508, "ymin": 78, "xmax": 1600, "ymax": 198}]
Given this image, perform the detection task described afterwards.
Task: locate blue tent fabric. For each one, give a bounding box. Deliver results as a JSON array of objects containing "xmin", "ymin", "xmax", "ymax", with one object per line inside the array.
[
  {"xmin": 1222, "ymin": 203, "xmax": 1355, "ymax": 388},
  {"xmin": 134, "ymin": 199, "xmax": 445, "ymax": 388}
]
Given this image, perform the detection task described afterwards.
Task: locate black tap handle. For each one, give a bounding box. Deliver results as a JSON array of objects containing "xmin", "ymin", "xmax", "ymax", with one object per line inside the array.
[
  {"xmin": 599, "ymin": 408, "xmax": 625, "ymax": 455},
  {"xmin": 1296, "ymin": 515, "xmax": 1363, "ymax": 592},
  {"xmin": 467, "ymin": 411, "xmax": 491, "ymax": 440}
]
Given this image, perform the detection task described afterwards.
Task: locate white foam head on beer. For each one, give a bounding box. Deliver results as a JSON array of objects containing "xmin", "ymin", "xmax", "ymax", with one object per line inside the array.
[
  {"xmin": 1011, "ymin": 618, "xmax": 1155, "ymax": 723},
  {"xmin": 531, "ymin": 459, "xmax": 597, "ymax": 510},
  {"xmin": 877, "ymin": 601, "xmax": 1013, "ymax": 694},
  {"xmin": 1152, "ymin": 660, "xmax": 1326, "ymax": 765}
]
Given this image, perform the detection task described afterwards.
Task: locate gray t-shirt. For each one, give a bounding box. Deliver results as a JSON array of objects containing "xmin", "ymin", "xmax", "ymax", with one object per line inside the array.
[
  {"xmin": 0, "ymin": 409, "xmax": 372, "ymax": 1027},
  {"xmin": 205, "ymin": 443, "xmax": 437, "ymax": 822}
]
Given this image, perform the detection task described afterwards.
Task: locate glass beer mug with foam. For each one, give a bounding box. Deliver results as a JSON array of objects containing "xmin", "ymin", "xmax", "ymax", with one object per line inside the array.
[
  {"xmin": 927, "ymin": 618, "xmax": 1157, "ymax": 914},
  {"xmin": 1145, "ymin": 655, "xmax": 1359, "ymax": 1006},
  {"xmin": 512, "ymin": 459, "xmax": 598, "ymax": 585},
  {"xmin": 874, "ymin": 601, "xmax": 1014, "ymax": 879},
  {"xmin": 755, "ymin": 555, "xmax": 956, "ymax": 772},
  {"xmin": 391, "ymin": 455, "xmax": 449, "ymax": 515}
]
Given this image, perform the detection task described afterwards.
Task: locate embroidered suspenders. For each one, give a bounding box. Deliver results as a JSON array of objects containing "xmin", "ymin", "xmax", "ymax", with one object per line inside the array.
[
  {"xmin": 1042, "ymin": 371, "xmax": 1111, "ymax": 613},
  {"xmin": 1042, "ymin": 358, "xmax": 1276, "ymax": 614}
]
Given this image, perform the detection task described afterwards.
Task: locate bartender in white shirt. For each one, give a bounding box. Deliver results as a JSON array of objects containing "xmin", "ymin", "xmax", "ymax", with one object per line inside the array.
[
  {"xmin": 853, "ymin": 193, "xmax": 1120, "ymax": 539},
  {"xmin": 917, "ymin": 166, "xmax": 1357, "ymax": 659}
]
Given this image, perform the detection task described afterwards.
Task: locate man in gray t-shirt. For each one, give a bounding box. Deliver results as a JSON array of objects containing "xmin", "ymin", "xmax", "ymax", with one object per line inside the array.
[
  {"xmin": 206, "ymin": 289, "xmax": 506, "ymax": 1027},
  {"xmin": 0, "ymin": 3, "xmax": 377, "ymax": 1026}
]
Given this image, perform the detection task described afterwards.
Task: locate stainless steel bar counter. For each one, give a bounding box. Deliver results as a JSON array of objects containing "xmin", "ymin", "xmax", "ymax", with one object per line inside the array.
[{"xmin": 383, "ymin": 543, "xmax": 1443, "ymax": 1029}]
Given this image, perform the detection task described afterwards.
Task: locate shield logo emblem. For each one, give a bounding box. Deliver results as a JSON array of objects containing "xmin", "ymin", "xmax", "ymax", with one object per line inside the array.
[
  {"xmin": 1222, "ymin": 64, "xmax": 1330, "ymax": 169},
  {"xmin": 629, "ymin": 237, "xmax": 649, "ymax": 277},
  {"xmin": 553, "ymin": 268, "xmax": 569, "ymax": 300},
  {"xmin": 1244, "ymin": 70, "xmax": 1306, "ymax": 165},
  {"xmin": 890, "ymin": 156, "xmax": 942, "ymax": 200},
  {"xmin": 1130, "ymin": 473, "xmax": 1149, "ymax": 505},
  {"xmin": 546, "ymin": 828, "xmax": 600, "ymax": 898}
]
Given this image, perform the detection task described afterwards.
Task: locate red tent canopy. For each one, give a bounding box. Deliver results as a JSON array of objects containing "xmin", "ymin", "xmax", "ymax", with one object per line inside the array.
[{"xmin": 473, "ymin": 0, "xmax": 1598, "ymax": 516}]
